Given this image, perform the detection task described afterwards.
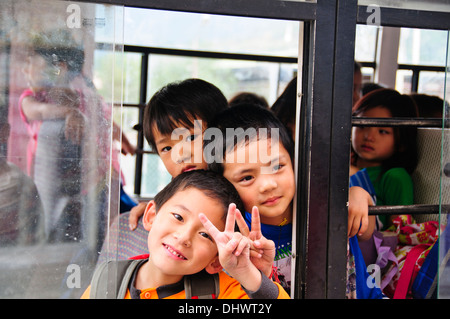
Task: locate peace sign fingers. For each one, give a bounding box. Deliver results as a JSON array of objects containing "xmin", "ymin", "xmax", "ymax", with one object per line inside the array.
[
  {"xmin": 199, "ymin": 203, "xmax": 238, "ymax": 247},
  {"xmin": 250, "ymin": 206, "xmax": 262, "ymax": 240},
  {"xmin": 236, "ymin": 206, "xmax": 263, "ymax": 241},
  {"xmin": 198, "ymin": 212, "xmax": 223, "ymax": 243},
  {"xmin": 224, "ymin": 203, "xmax": 237, "ymax": 234},
  {"xmin": 235, "ymin": 208, "xmax": 250, "ymax": 237}
]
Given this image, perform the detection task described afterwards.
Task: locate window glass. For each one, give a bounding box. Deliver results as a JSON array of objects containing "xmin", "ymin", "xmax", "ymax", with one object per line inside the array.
[
  {"xmin": 0, "ymin": 0, "xmax": 123, "ymax": 298},
  {"xmin": 121, "ymin": 53, "xmax": 142, "ymax": 105},
  {"xmin": 438, "ymin": 30, "xmax": 450, "ymax": 298},
  {"xmin": 115, "ymin": 106, "xmax": 138, "ymax": 196},
  {"xmin": 123, "ymin": 7, "xmax": 300, "ymax": 57},
  {"xmin": 146, "ymin": 54, "xmax": 296, "ymax": 108},
  {"xmin": 361, "ymin": 67, "xmax": 375, "ymax": 83},
  {"xmin": 107, "ymin": 9, "xmax": 298, "ymax": 199},
  {"xmin": 142, "ymin": 153, "xmax": 172, "ymax": 197},
  {"xmin": 355, "ymin": 24, "xmax": 379, "ymax": 63},
  {"xmin": 399, "ymin": 28, "xmax": 449, "ymax": 66},
  {"xmin": 395, "ymin": 69, "xmax": 413, "ymax": 94},
  {"xmin": 418, "ymin": 71, "xmax": 449, "ymax": 101},
  {"xmin": 138, "ymin": 54, "xmax": 296, "ymax": 198}
]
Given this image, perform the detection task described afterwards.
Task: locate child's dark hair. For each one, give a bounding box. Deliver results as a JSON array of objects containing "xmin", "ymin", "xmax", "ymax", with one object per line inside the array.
[
  {"xmin": 153, "ymin": 169, "xmax": 245, "ymax": 219},
  {"xmin": 205, "ymin": 103, "xmax": 295, "ymax": 175},
  {"xmin": 271, "ymin": 77, "xmax": 297, "ymax": 137},
  {"xmin": 143, "ymin": 78, "xmax": 228, "ymax": 152},
  {"xmin": 352, "ymin": 88, "xmax": 419, "ymax": 174}
]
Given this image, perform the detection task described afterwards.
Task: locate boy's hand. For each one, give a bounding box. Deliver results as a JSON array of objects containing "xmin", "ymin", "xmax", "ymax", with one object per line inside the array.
[
  {"xmin": 128, "ymin": 202, "xmax": 147, "ymax": 230},
  {"xmin": 235, "ymin": 206, "xmax": 275, "ymax": 278},
  {"xmin": 199, "ymin": 204, "xmax": 262, "ymax": 292}
]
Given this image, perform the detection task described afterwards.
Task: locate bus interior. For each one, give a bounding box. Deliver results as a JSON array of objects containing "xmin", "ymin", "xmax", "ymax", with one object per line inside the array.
[{"xmin": 0, "ymin": 0, "xmax": 449, "ymax": 299}]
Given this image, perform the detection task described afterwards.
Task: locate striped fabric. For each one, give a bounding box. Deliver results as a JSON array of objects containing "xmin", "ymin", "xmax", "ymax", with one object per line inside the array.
[{"xmin": 97, "ymin": 211, "xmax": 148, "ymax": 264}]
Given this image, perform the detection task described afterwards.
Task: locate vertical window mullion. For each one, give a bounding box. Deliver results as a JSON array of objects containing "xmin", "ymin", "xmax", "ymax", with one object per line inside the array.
[{"xmin": 134, "ymin": 52, "xmax": 149, "ymax": 196}]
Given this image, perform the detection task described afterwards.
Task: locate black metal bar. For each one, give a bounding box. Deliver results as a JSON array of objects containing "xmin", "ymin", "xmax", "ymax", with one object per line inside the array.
[
  {"xmin": 397, "ymin": 64, "xmax": 447, "ymax": 73},
  {"xmin": 120, "ymin": 103, "xmax": 143, "ymax": 108},
  {"xmin": 369, "ymin": 204, "xmax": 450, "ymax": 215},
  {"xmin": 357, "ymin": 5, "xmax": 450, "ymax": 30},
  {"xmin": 359, "ymin": 61, "xmax": 376, "ymax": 69},
  {"xmin": 411, "ymin": 69, "xmax": 420, "ymax": 93},
  {"xmin": 326, "ymin": 0, "xmax": 358, "ymax": 299},
  {"xmin": 300, "ymin": 0, "xmax": 337, "ymax": 299},
  {"xmin": 295, "ymin": 21, "xmax": 312, "ymax": 300},
  {"xmin": 133, "ymin": 53, "xmax": 148, "ymax": 195},
  {"xmin": 70, "ymin": 0, "xmax": 317, "ymax": 21},
  {"xmin": 123, "ymin": 45, "xmax": 298, "ymax": 64},
  {"xmin": 352, "ymin": 117, "xmax": 445, "ymax": 127}
]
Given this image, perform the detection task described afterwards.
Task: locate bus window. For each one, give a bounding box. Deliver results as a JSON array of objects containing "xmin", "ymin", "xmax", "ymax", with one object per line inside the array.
[{"xmin": 0, "ymin": 0, "xmax": 123, "ymax": 298}]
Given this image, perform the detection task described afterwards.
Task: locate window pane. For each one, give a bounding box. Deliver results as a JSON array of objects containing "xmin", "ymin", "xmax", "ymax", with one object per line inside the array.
[
  {"xmin": 141, "ymin": 154, "xmax": 172, "ymax": 197},
  {"xmin": 418, "ymin": 71, "xmax": 448, "ymax": 101},
  {"xmin": 122, "ymin": 53, "xmax": 142, "ymax": 105},
  {"xmin": 355, "ymin": 24, "xmax": 379, "ymax": 62},
  {"xmin": 147, "ymin": 55, "xmax": 297, "ymax": 106},
  {"xmin": 123, "ymin": 7, "xmax": 299, "ymax": 57},
  {"xmin": 399, "ymin": 28, "xmax": 449, "ymax": 66},
  {"xmin": 114, "ymin": 106, "xmax": 139, "ymax": 196},
  {"xmin": 361, "ymin": 67, "xmax": 375, "ymax": 83},
  {"xmin": 141, "ymin": 55, "xmax": 296, "ymax": 196},
  {"xmin": 395, "ymin": 69, "xmax": 413, "ymax": 94}
]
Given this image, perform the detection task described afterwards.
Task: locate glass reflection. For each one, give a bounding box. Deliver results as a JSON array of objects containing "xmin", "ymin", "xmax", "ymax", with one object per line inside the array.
[
  {"xmin": 438, "ymin": 30, "xmax": 450, "ymax": 298},
  {"xmin": 0, "ymin": 117, "xmax": 45, "ymax": 246},
  {"xmin": 0, "ymin": 0, "xmax": 123, "ymax": 298}
]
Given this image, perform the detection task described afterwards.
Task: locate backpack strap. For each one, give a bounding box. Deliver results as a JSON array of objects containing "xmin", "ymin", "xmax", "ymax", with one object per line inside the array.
[
  {"xmin": 90, "ymin": 260, "xmax": 219, "ymax": 299},
  {"xmin": 394, "ymin": 244, "xmax": 431, "ymax": 299},
  {"xmin": 89, "ymin": 259, "xmax": 143, "ymax": 299},
  {"xmin": 184, "ymin": 270, "xmax": 220, "ymax": 299}
]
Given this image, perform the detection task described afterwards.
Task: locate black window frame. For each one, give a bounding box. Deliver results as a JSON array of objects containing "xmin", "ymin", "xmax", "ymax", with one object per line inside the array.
[{"xmin": 73, "ymin": 0, "xmax": 450, "ymax": 299}]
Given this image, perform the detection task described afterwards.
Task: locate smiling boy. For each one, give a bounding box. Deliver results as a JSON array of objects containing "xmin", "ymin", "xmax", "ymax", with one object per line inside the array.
[{"xmin": 82, "ymin": 170, "xmax": 290, "ymax": 299}]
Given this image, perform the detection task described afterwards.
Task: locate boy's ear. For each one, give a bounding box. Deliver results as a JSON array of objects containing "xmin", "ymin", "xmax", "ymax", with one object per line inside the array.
[
  {"xmin": 204, "ymin": 256, "xmax": 223, "ymax": 275},
  {"xmin": 142, "ymin": 200, "xmax": 157, "ymax": 231}
]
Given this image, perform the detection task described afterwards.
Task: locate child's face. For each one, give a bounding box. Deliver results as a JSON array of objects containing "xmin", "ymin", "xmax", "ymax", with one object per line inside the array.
[
  {"xmin": 152, "ymin": 120, "xmax": 208, "ymax": 177},
  {"xmin": 146, "ymin": 188, "xmax": 225, "ymax": 280},
  {"xmin": 352, "ymin": 106, "xmax": 396, "ymax": 167},
  {"xmin": 222, "ymin": 138, "xmax": 295, "ymax": 225}
]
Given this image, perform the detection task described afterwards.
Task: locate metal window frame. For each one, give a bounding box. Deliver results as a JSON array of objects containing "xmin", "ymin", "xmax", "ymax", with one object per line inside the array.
[
  {"xmin": 357, "ymin": 5, "xmax": 450, "ymax": 30},
  {"xmin": 73, "ymin": 0, "xmax": 450, "ymax": 299},
  {"xmin": 398, "ymin": 64, "xmax": 447, "ymax": 93},
  {"xmin": 78, "ymin": 0, "xmax": 358, "ymax": 299}
]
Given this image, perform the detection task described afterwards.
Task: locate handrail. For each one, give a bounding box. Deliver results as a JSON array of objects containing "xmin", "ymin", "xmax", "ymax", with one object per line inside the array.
[
  {"xmin": 368, "ymin": 204, "xmax": 448, "ymax": 215},
  {"xmin": 352, "ymin": 117, "xmax": 446, "ymax": 128}
]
